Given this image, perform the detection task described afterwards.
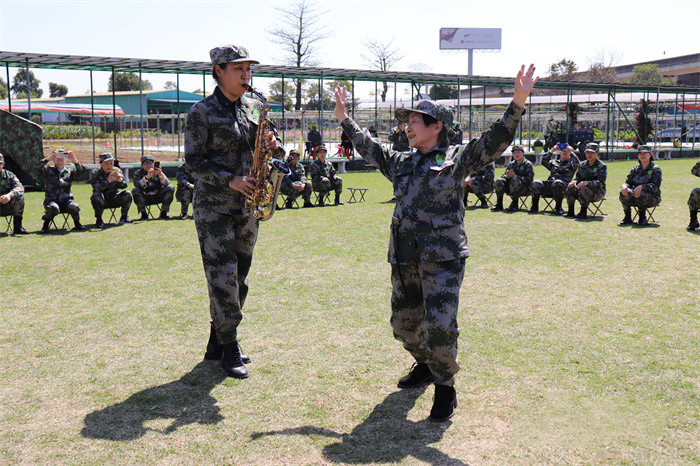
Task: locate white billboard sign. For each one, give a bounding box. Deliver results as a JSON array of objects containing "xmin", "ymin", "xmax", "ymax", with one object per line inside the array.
[{"xmin": 439, "ymin": 28, "xmax": 502, "ymax": 50}]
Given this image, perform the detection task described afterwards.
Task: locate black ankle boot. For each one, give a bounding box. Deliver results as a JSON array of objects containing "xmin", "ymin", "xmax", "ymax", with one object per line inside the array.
[
  {"xmin": 529, "ymin": 196, "xmax": 540, "ymax": 213},
  {"xmin": 575, "ymin": 205, "xmax": 588, "ymax": 219},
  {"xmin": 479, "ymin": 197, "xmax": 488, "ymax": 208},
  {"xmin": 13, "ymin": 216, "xmax": 28, "ymax": 234},
  {"xmin": 491, "ymin": 196, "xmax": 504, "ymax": 211},
  {"xmin": 565, "ymin": 204, "xmax": 576, "ymax": 217},
  {"xmin": 220, "ymin": 341, "xmax": 249, "ymax": 379},
  {"xmin": 205, "ymin": 324, "xmax": 250, "ymax": 363},
  {"xmin": 637, "ymin": 208, "xmax": 648, "ymax": 226},
  {"xmin": 397, "ymin": 362, "xmax": 435, "ymax": 388},
  {"xmin": 620, "ymin": 209, "xmax": 633, "ymax": 225},
  {"xmin": 430, "ymin": 384, "xmax": 457, "ymax": 422},
  {"xmin": 334, "ymin": 193, "xmax": 343, "ymax": 205},
  {"xmin": 688, "ymin": 211, "xmax": 699, "ymax": 231},
  {"xmin": 554, "ymin": 199, "xmax": 564, "ymax": 215},
  {"xmin": 40, "ymin": 220, "xmax": 51, "ymax": 233},
  {"xmin": 72, "ymin": 215, "xmax": 86, "ymax": 231},
  {"xmin": 506, "ymin": 197, "xmax": 518, "ymax": 212}
]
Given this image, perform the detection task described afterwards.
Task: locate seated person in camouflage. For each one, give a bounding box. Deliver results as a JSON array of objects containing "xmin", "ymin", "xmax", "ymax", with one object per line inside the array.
[
  {"xmin": 0, "ymin": 152, "xmax": 28, "ymax": 234},
  {"xmin": 280, "ymin": 149, "xmax": 314, "ymax": 208},
  {"xmin": 531, "ymin": 143, "xmax": 579, "ymax": 214},
  {"xmin": 309, "ymin": 144, "xmax": 343, "ymax": 206},
  {"xmin": 388, "ymin": 122, "xmax": 410, "ymax": 152},
  {"xmin": 36, "ymin": 149, "xmax": 87, "ymax": 233},
  {"xmin": 619, "ymin": 145, "xmax": 662, "ymax": 227},
  {"xmin": 463, "ymin": 162, "xmax": 495, "ymax": 208},
  {"xmin": 687, "ymin": 161, "xmax": 700, "ymax": 231},
  {"xmin": 493, "ymin": 144, "xmax": 534, "ymax": 212},
  {"xmin": 132, "ymin": 154, "xmax": 175, "ymax": 220},
  {"xmin": 175, "ymin": 164, "xmax": 195, "ymax": 219},
  {"xmin": 307, "ymin": 125, "xmax": 323, "ymax": 156},
  {"xmin": 90, "ymin": 152, "xmax": 132, "ymax": 228},
  {"xmin": 565, "ymin": 143, "xmax": 607, "ymax": 219}
]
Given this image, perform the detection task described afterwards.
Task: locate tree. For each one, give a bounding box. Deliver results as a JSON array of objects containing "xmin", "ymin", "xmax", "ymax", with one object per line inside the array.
[
  {"xmin": 408, "ymin": 63, "xmax": 432, "ymax": 99},
  {"xmin": 268, "ymin": 0, "xmax": 329, "ymax": 110},
  {"xmin": 268, "ymin": 80, "xmax": 295, "ymax": 110},
  {"xmin": 108, "ymin": 72, "xmax": 153, "ymax": 92},
  {"xmin": 630, "ymin": 64, "xmax": 673, "ymax": 86},
  {"xmin": 428, "ymin": 83, "xmax": 458, "ymax": 100},
  {"xmin": 11, "ymin": 68, "xmax": 43, "ymax": 98},
  {"xmin": 547, "ymin": 59, "xmax": 578, "ymax": 81},
  {"xmin": 164, "ymin": 81, "xmax": 177, "ymax": 90},
  {"xmin": 567, "ymin": 102, "xmax": 581, "ymax": 128},
  {"xmin": 304, "ymin": 81, "xmax": 333, "ymax": 111},
  {"xmin": 49, "ymin": 82, "xmax": 68, "ymax": 97},
  {"xmin": 362, "ymin": 38, "xmax": 403, "ymax": 102},
  {"xmin": 585, "ymin": 49, "xmax": 620, "ymax": 83},
  {"xmin": 0, "ymin": 77, "xmax": 7, "ymax": 99},
  {"xmin": 635, "ymin": 98, "xmax": 654, "ymax": 145}
]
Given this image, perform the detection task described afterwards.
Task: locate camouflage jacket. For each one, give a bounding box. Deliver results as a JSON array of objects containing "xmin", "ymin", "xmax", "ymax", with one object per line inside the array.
[
  {"xmin": 90, "ymin": 168, "xmax": 128, "ymax": 198},
  {"xmin": 185, "ymin": 86, "xmax": 284, "ymax": 210},
  {"xmin": 468, "ymin": 163, "xmax": 495, "ymax": 185},
  {"xmin": 574, "ymin": 158, "xmax": 607, "ymax": 191},
  {"xmin": 307, "ymin": 130, "xmax": 323, "ymax": 146},
  {"xmin": 624, "ymin": 162, "xmax": 662, "ymax": 194},
  {"xmin": 308, "ymin": 159, "xmax": 337, "ymax": 185},
  {"xmin": 35, "ymin": 159, "xmax": 86, "ymax": 203},
  {"xmin": 133, "ymin": 167, "xmax": 170, "ymax": 195},
  {"xmin": 500, "ymin": 158, "xmax": 534, "ymax": 186},
  {"xmin": 282, "ymin": 161, "xmax": 307, "ymax": 189},
  {"xmin": 542, "ymin": 153, "xmax": 580, "ymax": 183},
  {"xmin": 692, "ymin": 161, "xmax": 700, "ymax": 177},
  {"xmin": 341, "ymin": 101, "xmax": 524, "ymax": 264},
  {"xmin": 175, "ymin": 164, "xmax": 195, "ymax": 188},
  {"xmin": 388, "ymin": 130, "xmax": 410, "ymax": 151},
  {"xmin": 450, "ymin": 128, "xmax": 464, "ymax": 145},
  {"xmin": 0, "ymin": 169, "xmax": 24, "ymax": 198}
]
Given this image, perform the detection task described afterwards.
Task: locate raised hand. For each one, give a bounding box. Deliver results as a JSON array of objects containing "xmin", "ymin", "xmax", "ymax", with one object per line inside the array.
[
  {"xmin": 513, "ymin": 64, "xmax": 539, "ymax": 108},
  {"xmin": 334, "ymin": 86, "xmax": 349, "ymax": 123}
]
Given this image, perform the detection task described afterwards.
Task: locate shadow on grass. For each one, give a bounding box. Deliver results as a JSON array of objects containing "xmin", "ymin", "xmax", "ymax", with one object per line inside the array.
[
  {"xmin": 251, "ymin": 386, "xmax": 467, "ymax": 465},
  {"xmin": 81, "ymin": 360, "xmax": 226, "ymax": 441}
]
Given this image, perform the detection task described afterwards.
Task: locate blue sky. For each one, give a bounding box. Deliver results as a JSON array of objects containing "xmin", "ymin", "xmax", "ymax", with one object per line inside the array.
[{"xmin": 1, "ymin": 0, "xmax": 699, "ymax": 99}]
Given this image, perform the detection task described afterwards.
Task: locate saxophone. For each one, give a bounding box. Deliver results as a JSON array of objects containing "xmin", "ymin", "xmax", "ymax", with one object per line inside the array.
[{"xmin": 243, "ymin": 84, "xmax": 291, "ymax": 221}]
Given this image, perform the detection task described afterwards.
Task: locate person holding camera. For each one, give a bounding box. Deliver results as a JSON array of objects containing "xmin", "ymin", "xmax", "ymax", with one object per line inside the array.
[
  {"xmin": 90, "ymin": 152, "xmax": 132, "ymax": 227},
  {"xmin": 388, "ymin": 122, "xmax": 410, "ymax": 152},
  {"xmin": 0, "ymin": 152, "xmax": 28, "ymax": 234},
  {"xmin": 280, "ymin": 149, "xmax": 314, "ymax": 208},
  {"xmin": 36, "ymin": 149, "xmax": 87, "ymax": 232},
  {"xmin": 565, "ymin": 143, "xmax": 607, "ymax": 219},
  {"xmin": 175, "ymin": 164, "xmax": 196, "ymax": 219},
  {"xmin": 132, "ymin": 155, "xmax": 175, "ymax": 221},
  {"xmin": 530, "ymin": 143, "xmax": 579, "ymax": 215}
]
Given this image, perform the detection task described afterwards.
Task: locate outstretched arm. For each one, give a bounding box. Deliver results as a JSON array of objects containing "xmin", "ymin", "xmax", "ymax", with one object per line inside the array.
[{"xmin": 512, "ymin": 64, "xmax": 539, "ymax": 108}]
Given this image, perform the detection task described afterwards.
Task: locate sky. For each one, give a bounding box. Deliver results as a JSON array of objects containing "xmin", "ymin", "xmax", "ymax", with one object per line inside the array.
[{"xmin": 1, "ymin": 0, "xmax": 699, "ymax": 101}]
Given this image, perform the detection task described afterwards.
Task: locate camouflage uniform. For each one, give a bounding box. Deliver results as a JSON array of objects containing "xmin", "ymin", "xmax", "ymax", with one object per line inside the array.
[
  {"xmin": 450, "ymin": 125, "xmax": 463, "ymax": 145},
  {"xmin": 531, "ymin": 152, "xmax": 580, "ymax": 210},
  {"xmin": 280, "ymin": 158, "xmax": 312, "ymax": 204},
  {"xmin": 309, "ymin": 159, "xmax": 342, "ymax": 200},
  {"xmin": 463, "ymin": 163, "xmax": 494, "ymax": 205},
  {"xmin": 565, "ymin": 158, "xmax": 607, "ymax": 212},
  {"xmin": 132, "ymin": 167, "xmax": 175, "ymax": 216},
  {"xmin": 341, "ymin": 101, "xmax": 524, "ymax": 386},
  {"xmin": 185, "ymin": 85, "xmax": 284, "ymax": 345},
  {"xmin": 175, "ymin": 164, "xmax": 196, "ymax": 216},
  {"xmin": 494, "ymin": 157, "xmax": 534, "ymax": 207},
  {"xmin": 619, "ymin": 162, "xmax": 662, "ymax": 210},
  {"xmin": 0, "ymin": 168, "xmax": 25, "ymax": 219},
  {"xmin": 686, "ymin": 161, "xmax": 700, "ymax": 230},
  {"xmin": 388, "ymin": 129, "xmax": 410, "ymax": 152},
  {"xmin": 35, "ymin": 158, "xmax": 86, "ymax": 223},
  {"xmin": 90, "ymin": 168, "xmax": 133, "ymax": 219}
]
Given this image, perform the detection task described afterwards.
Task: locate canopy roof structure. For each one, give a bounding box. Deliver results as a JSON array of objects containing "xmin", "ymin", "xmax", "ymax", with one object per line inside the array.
[
  {"xmin": 2, "ymin": 50, "xmax": 699, "ymax": 94},
  {"xmin": 0, "ymin": 102, "xmax": 124, "ymax": 115}
]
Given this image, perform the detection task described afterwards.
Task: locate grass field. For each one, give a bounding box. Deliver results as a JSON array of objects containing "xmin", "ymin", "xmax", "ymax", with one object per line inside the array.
[{"xmin": 1, "ymin": 158, "xmax": 698, "ymax": 464}]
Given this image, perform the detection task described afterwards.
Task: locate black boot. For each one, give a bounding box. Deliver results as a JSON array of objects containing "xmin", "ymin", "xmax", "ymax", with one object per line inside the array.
[
  {"xmin": 506, "ymin": 197, "xmax": 519, "ymax": 212},
  {"xmin": 620, "ymin": 208, "xmax": 633, "ymax": 225},
  {"xmin": 430, "ymin": 384, "xmax": 457, "ymax": 422},
  {"xmin": 40, "ymin": 220, "xmax": 51, "ymax": 233},
  {"xmin": 318, "ymin": 195, "xmax": 325, "ymax": 207},
  {"xmin": 334, "ymin": 193, "xmax": 343, "ymax": 205},
  {"xmin": 220, "ymin": 340, "xmax": 249, "ymax": 379},
  {"xmin": 181, "ymin": 209, "xmax": 188, "ymax": 219},
  {"xmin": 479, "ymin": 197, "xmax": 488, "ymax": 208},
  {"xmin": 204, "ymin": 324, "xmax": 250, "ymax": 364},
  {"xmin": 302, "ymin": 200, "xmax": 315, "ymax": 208},
  {"xmin": 575, "ymin": 204, "xmax": 588, "ymax": 219},
  {"xmin": 637, "ymin": 208, "xmax": 648, "ymax": 226},
  {"xmin": 491, "ymin": 195, "xmax": 504, "ymax": 211},
  {"xmin": 140, "ymin": 211, "xmax": 148, "ymax": 221},
  {"xmin": 159, "ymin": 210, "xmax": 170, "ymax": 220},
  {"xmin": 565, "ymin": 203, "xmax": 576, "ymax": 217},
  {"xmin": 529, "ymin": 195, "xmax": 540, "ymax": 213},
  {"xmin": 397, "ymin": 362, "xmax": 435, "ymax": 388},
  {"xmin": 72, "ymin": 214, "xmax": 86, "ymax": 231},
  {"xmin": 13, "ymin": 216, "xmax": 28, "ymax": 234},
  {"xmin": 285, "ymin": 198, "xmax": 293, "ymax": 209},
  {"xmin": 95, "ymin": 216, "xmax": 104, "ymax": 228},
  {"xmin": 119, "ymin": 215, "xmax": 131, "ymax": 224},
  {"xmin": 553, "ymin": 199, "xmax": 564, "ymax": 216},
  {"xmin": 687, "ymin": 210, "xmax": 699, "ymax": 231}
]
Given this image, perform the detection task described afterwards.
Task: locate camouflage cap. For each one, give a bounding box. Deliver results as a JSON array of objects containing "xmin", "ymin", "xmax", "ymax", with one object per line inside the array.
[
  {"xmin": 289, "ymin": 149, "xmax": 301, "ymax": 156},
  {"xmin": 316, "ymin": 144, "xmax": 328, "ymax": 153},
  {"xmin": 210, "ymin": 45, "xmax": 260, "ymax": 66},
  {"xmin": 141, "ymin": 154, "xmax": 155, "ymax": 163},
  {"xmin": 395, "ymin": 100, "xmax": 454, "ymax": 128},
  {"xmin": 637, "ymin": 145, "xmax": 652, "ymax": 153},
  {"xmin": 585, "ymin": 143, "xmax": 600, "ymax": 153},
  {"xmin": 512, "ymin": 144, "xmax": 525, "ymax": 152},
  {"xmin": 98, "ymin": 152, "xmax": 114, "ymax": 163}
]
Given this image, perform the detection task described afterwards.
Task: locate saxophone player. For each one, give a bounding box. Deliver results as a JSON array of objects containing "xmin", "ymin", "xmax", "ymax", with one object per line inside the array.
[{"xmin": 185, "ymin": 44, "xmax": 284, "ymax": 379}]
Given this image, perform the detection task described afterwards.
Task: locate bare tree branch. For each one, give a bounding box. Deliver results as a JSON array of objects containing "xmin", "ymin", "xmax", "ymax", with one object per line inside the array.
[{"xmin": 361, "ymin": 38, "xmax": 403, "ymax": 102}]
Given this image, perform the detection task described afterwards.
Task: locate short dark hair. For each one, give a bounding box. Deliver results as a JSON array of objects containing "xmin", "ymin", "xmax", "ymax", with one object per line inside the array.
[
  {"xmin": 420, "ymin": 113, "xmax": 453, "ymax": 147},
  {"xmin": 212, "ymin": 63, "xmax": 228, "ymax": 84}
]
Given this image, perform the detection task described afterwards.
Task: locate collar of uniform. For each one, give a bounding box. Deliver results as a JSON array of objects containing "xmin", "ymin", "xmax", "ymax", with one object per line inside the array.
[
  {"xmin": 214, "ymin": 86, "xmax": 240, "ymax": 112},
  {"xmin": 420, "ymin": 145, "xmax": 447, "ymax": 157}
]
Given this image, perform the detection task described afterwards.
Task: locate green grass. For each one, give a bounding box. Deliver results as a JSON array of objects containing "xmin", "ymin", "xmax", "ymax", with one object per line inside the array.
[{"xmin": 1, "ymin": 159, "xmax": 698, "ymax": 464}]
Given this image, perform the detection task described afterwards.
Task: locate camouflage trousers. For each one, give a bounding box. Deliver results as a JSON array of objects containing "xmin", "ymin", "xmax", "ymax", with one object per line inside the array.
[
  {"xmin": 495, "ymin": 177, "xmax": 531, "ymax": 200},
  {"xmin": 281, "ymin": 181, "xmax": 312, "ymax": 202},
  {"xmin": 193, "ymin": 205, "xmax": 258, "ymax": 345},
  {"xmin": 566, "ymin": 185, "xmax": 605, "ymax": 207},
  {"xmin": 532, "ymin": 179, "xmax": 567, "ymax": 201},
  {"xmin": 313, "ymin": 177, "xmax": 342, "ymax": 195},
  {"xmin": 43, "ymin": 199, "xmax": 80, "ymax": 221},
  {"xmin": 463, "ymin": 180, "xmax": 493, "ymax": 202},
  {"xmin": 0, "ymin": 195, "xmax": 24, "ymax": 217},
  {"xmin": 91, "ymin": 191, "xmax": 132, "ymax": 218},
  {"xmin": 619, "ymin": 189, "xmax": 661, "ymax": 210},
  {"xmin": 132, "ymin": 185, "xmax": 175, "ymax": 214},
  {"xmin": 390, "ymin": 257, "xmax": 465, "ymax": 386},
  {"xmin": 688, "ymin": 188, "xmax": 700, "ymax": 211},
  {"xmin": 176, "ymin": 186, "xmax": 193, "ymax": 212}
]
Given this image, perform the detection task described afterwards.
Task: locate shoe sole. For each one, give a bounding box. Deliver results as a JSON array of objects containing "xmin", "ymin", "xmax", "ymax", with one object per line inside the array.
[{"xmin": 397, "ymin": 375, "xmax": 435, "ymax": 389}]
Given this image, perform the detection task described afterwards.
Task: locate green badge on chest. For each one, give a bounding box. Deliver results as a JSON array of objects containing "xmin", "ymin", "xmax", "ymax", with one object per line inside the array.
[{"xmin": 435, "ymin": 154, "xmax": 445, "ymax": 166}]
